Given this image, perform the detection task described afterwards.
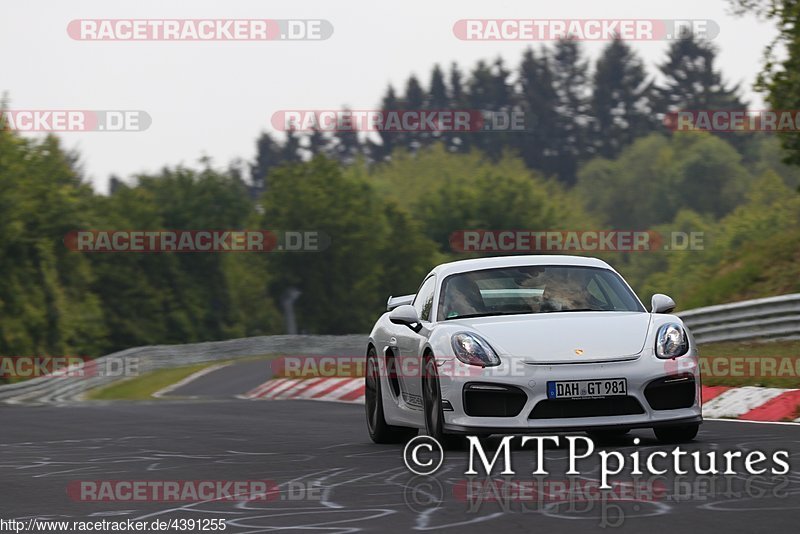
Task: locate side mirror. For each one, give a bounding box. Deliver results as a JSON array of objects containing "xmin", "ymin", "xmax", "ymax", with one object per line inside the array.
[
  {"xmin": 651, "ymin": 293, "xmax": 676, "ymax": 314},
  {"xmin": 389, "ymin": 305, "xmax": 421, "ymax": 332}
]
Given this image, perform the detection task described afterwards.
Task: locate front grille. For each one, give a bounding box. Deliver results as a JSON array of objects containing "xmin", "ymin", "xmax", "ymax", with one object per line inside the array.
[
  {"xmin": 644, "ymin": 374, "xmax": 696, "ymax": 410},
  {"xmin": 463, "ymin": 383, "xmax": 527, "ymax": 417},
  {"xmin": 529, "ymin": 396, "xmax": 645, "ymax": 419}
]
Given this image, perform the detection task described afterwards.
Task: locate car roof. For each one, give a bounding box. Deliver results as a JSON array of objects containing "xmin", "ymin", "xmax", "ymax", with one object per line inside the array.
[{"xmin": 428, "ymin": 255, "xmax": 614, "ymax": 279}]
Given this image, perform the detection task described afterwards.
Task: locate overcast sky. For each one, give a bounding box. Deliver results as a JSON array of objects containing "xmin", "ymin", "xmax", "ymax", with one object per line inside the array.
[{"xmin": 1, "ymin": 0, "xmax": 778, "ymax": 192}]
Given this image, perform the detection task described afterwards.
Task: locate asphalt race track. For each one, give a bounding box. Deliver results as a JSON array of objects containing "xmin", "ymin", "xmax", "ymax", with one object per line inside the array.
[
  {"xmin": 169, "ymin": 360, "xmax": 272, "ymax": 398},
  {"xmin": 2, "ymin": 362, "xmax": 800, "ymax": 533}
]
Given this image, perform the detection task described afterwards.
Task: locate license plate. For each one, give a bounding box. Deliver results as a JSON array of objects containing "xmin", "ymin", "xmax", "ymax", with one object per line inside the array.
[{"xmin": 547, "ymin": 378, "xmax": 627, "ymax": 399}]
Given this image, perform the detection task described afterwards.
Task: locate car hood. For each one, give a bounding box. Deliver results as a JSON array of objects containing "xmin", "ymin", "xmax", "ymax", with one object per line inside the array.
[{"xmin": 449, "ymin": 312, "xmax": 652, "ymax": 363}]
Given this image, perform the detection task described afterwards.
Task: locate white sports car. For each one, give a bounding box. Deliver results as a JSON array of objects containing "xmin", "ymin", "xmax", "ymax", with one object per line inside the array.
[{"xmin": 365, "ymin": 255, "xmax": 701, "ymax": 446}]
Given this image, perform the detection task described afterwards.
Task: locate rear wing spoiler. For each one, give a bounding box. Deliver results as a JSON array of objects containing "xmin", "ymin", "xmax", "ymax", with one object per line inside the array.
[{"xmin": 387, "ymin": 294, "xmax": 414, "ymax": 311}]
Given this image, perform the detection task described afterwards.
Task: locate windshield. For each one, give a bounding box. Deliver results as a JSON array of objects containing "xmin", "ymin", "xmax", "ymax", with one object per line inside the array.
[{"xmin": 438, "ymin": 265, "xmax": 644, "ymax": 320}]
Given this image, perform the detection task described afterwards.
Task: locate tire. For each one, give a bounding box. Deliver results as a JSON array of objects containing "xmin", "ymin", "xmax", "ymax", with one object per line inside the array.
[
  {"xmin": 654, "ymin": 423, "xmax": 699, "ymax": 444},
  {"xmin": 586, "ymin": 428, "xmax": 630, "ymax": 443},
  {"xmin": 422, "ymin": 352, "xmax": 464, "ymax": 449},
  {"xmin": 365, "ymin": 347, "xmax": 417, "ymax": 444}
]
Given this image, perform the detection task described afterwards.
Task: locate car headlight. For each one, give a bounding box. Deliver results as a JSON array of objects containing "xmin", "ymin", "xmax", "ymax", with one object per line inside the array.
[
  {"xmin": 655, "ymin": 323, "xmax": 689, "ymax": 359},
  {"xmin": 451, "ymin": 332, "xmax": 501, "ymax": 367}
]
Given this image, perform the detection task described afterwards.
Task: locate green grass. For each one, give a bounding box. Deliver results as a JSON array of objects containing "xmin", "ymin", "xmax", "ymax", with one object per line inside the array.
[
  {"xmin": 86, "ymin": 363, "xmax": 215, "ymax": 401},
  {"xmin": 698, "ymin": 339, "xmax": 800, "ymax": 388},
  {"xmin": 679, "ymin": 229, "xmax": 800, "ymax": 310},
  {"xmin": 86, "ymin": 354, "xmax": 278, "ymax": 401}
]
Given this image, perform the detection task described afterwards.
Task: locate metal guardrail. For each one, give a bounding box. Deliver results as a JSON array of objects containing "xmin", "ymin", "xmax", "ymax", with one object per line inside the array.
[
  {"xmin": 678, "ymin": 293, "xmax": 800, "ymax": 344},
  {"xmin": 0, "ymin": 335, "xmax": 366, "ymax": 405}
]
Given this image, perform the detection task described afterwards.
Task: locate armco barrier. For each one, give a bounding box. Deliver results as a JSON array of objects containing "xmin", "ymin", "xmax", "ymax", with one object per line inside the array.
[
  {"xmin": 677, "ymin": 293, "xmax": 800, "ymax": 344},
  {"xmin": 0, "ymin": 335, "xmax": 365, "ymax": 405}
]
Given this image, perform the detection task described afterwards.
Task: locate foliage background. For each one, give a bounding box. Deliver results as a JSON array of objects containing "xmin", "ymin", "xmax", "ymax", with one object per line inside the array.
[{"xmin": 2, "ymin": 35, "xmax": 799, "ymax": 364}]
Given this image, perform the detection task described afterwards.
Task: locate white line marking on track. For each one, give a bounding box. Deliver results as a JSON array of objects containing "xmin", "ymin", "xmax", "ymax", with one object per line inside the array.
[
  {"xmin": 152, "ymin": 363, "xmax": 232, "ymax": 398},
  {"xmin": 705, "ymin": 418, "xmax": 800, "ymax": 426}
]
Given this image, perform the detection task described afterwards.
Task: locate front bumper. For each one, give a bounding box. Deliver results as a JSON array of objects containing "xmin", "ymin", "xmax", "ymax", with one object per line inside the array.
[{"xmin": 437, "ymin": 351, "xmax": 702, "ymax": 434}]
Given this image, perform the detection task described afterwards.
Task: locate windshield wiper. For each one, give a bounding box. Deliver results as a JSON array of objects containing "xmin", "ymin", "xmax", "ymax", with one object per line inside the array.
[
  {"xmin": 447, "ymin": 308, "xmax": 610, "ymax": 320},
  {"xmin": 540, "ymin": 308, "xmax": 606, "ymax": 313},
  {"xmin": 445, "ymin": 311, "xmax": 533, "ymax": 320}
]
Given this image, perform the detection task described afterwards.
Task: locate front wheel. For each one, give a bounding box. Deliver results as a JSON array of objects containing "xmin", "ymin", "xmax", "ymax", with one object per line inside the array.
[
  {"xmin": 365, "ymin": 347, "xmax": 417, "ymax": 444},
  {"xmin": 654, "ymin": 423, "xmax": 699, "ymax": 444},
  {"xmin": 422, "ymin": 352, "xmax": 464, "ymax": 449}
]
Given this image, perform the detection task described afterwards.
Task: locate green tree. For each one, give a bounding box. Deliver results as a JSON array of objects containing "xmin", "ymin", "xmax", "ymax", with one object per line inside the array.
[
  {"xmin": 551, "ymin": 39, "xmax": 592, "ymax": 184},
  {"xmin": 655, "ymin": 34, "xmax": 746, "ymax": 113},
  {"xmin": 467, "ymin": 59, "xmax": 514, "ymax": 161},
  {"xmin": 575, "ymin": 132, "xmax": 751, "ymax": 228},
  {"xmin": 730, "ymin": 0, "xmax": 800, "ymax": 164},
  {"xmin": 590, "ymin": 38, "xmax": 657, "ymax": 159},
  {"xmin": 403, "ymin": 74, "xmax": 427, "ymax": 151},
  {"xmin": 448, "ymin": 63, "xmax": 468, "ymax": 152},
  {"xmin": 250, "ymin": 132, "xmax": 283, "ymax": 196},
  {"xmin": 331, "ymin": 107, "xmax": 362, "ymax": 165},
  {"xmin": 260, "ymin": 156, "xmax": 425, "ymax": 333},
  {"xmin": 373, "ymin": 84, "xmax": 401, "ymax": 161},
  {"xmin": 516, "ymin": 47, "xmax": 560, "ymax": 177},
  {"xmin": 89, "ymin": 165, "xmax": 281, "ymax": 351},
  {"xmin": 655, "ymin": 34, "xmax": 750, "ymax": 153},
  {"xmin": 0, "ymin": 130, "xmax": 105, "ymax": 357},
  {"xmin": 427, "ymin": 64, "xmax": 450, "ymax": 147}
]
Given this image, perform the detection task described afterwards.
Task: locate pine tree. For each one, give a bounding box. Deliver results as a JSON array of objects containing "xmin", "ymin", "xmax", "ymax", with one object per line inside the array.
[
  {"xmin": 281, "ymin": 128, "xmax": 302, "ymax": 163},
  {"xmin": 306, "ymin": 126, "xmax": 329, "ymax": 159},
  {"xmin": 655, "ymin": 34, "xmax": 750, "ymax": 152},
  {"xmin": 250, "ymin": 132, "xmax": 283, "ymax": 197},
  {"xmin": 551, "ymin": 39, "xmax": 591, "ymax": 184},
  {"xmin": 403, "ymin": 75, "xmax": 426, "ymax": 150},
  {"xmin": 467, "ymin": 59, "xmax": 513, "ymax": 161},
  {"xmin": 428, "ymin": 64, "xmax": 449, "ymax": 109},
  {"xmin": 331, "ymin": 107, "xmax": 362, "ymax": 165},
  {"xmin": 427, "ymin": 64, "xmax": 449, "ymax": 146},
  {"xmin": 655, "ymin": 34, "xmax": 746, "ymax": 113},
  {"xmin": 373, "ymin": 84, "xmax": 401, "ymax": 161},
  {"xmin": 590, "ymin": 38, "xmax": 657, "ymax": 159},
  {"xmin": 449, "ymin": 63, "xmax": 468, "ymax": 152},
  {"xmin": 517, "ymin": 48, "xmax": 560, "ymax": 175}
]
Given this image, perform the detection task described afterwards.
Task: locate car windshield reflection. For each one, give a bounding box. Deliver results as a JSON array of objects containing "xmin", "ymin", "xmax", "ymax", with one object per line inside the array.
[{"xmin": 439, "ymin": 265, "xmax": 644, "ymax": 320}]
